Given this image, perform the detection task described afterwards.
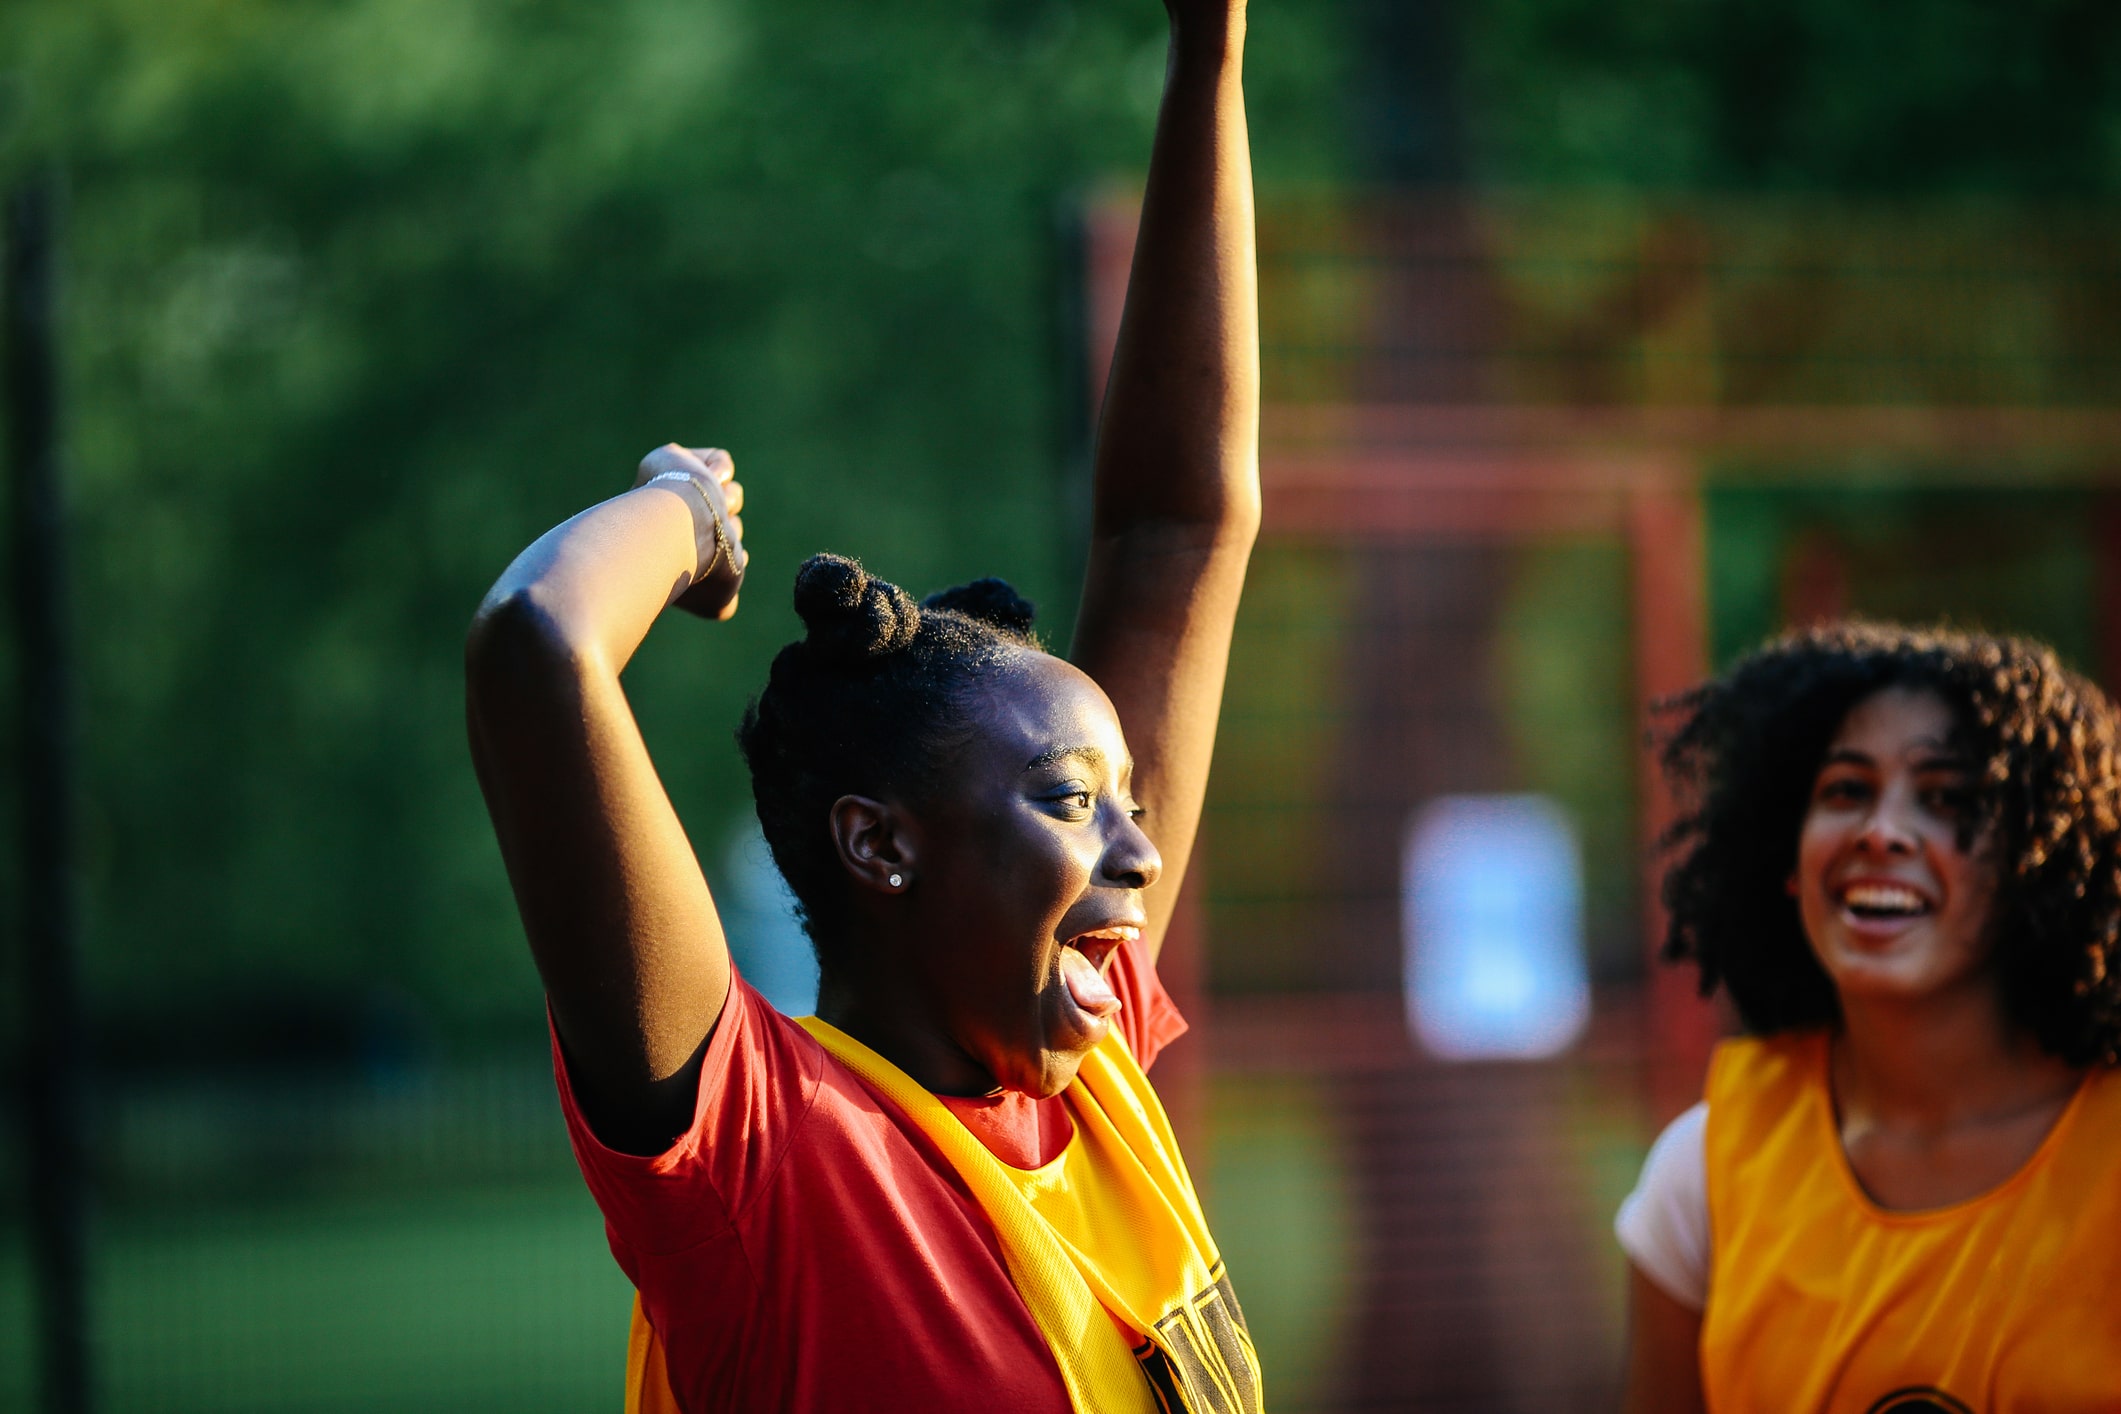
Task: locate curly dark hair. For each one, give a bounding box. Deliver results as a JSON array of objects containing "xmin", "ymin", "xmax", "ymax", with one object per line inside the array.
[
  {"xmin": 735, "ymin": 553, "xmax": 1041, "ymax": 959},
  {"xmin": 1657, "ymin": 620, "xmax": 2121, "ymax": 1067}
]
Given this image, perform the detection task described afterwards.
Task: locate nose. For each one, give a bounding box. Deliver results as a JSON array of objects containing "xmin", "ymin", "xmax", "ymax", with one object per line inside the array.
[
  {"xmin": 1854, "ymin": 791, "xmax": 1919, "ymax": 856},
  {"xmin": 1101, "ymin": 813, "xmax": 1163, "ymax": 892}
]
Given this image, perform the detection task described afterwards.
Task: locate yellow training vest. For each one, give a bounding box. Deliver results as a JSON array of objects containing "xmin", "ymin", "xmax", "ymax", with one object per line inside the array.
[
  {"xmin": 1701, "ymin": 1032, "xmax": 2121, "ymax": 1414},
  {"xmin": 625, "ymin": 1019, "xmax": 1263, "ymax": 1414}
]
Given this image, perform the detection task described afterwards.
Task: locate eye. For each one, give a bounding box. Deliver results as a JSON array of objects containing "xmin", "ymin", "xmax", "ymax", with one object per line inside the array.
[
  {"xmin": 1921, "ymin": 782, "xmax": 1975, "ymax": 816},
  {"xmin": 1815, "ymin": 775, "xmax": 1869, "ymax": 805},
  {"xmin": 1042, "ymin": 785, "xmax": 1094, "ymax": 815}
]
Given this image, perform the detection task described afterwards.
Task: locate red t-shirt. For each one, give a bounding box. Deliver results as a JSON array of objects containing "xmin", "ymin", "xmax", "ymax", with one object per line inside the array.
[{"xmin": 553, "ymin": 940, "xmax": 1188, "ymax": 1414}]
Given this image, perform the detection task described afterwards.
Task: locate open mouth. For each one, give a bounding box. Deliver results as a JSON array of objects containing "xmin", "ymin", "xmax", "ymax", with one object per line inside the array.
[
  {"xmin": 1054, "ymin": 925, "xmax": 1138, "ymax": 1026},
  {"xmin": 1836, "ymin": 881, "xmax": 1932, "ymax": 922},
  {"xmin": 1063, "ymin": 925, "xmax": 1137, "ymax": 971}
]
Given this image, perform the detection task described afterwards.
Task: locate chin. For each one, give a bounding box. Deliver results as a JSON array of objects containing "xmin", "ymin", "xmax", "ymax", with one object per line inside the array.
[
  {"xmin": 1827, "ymin": 954, "xmax": 1971, "ymax": 1005},
  {"xmin": 1008, "ymin": 1048, "xmax": 1088, "ymax": 1100}
]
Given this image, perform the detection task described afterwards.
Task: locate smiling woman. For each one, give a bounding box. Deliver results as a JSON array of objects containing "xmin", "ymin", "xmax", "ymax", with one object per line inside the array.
[
  {"xmin": 461, "ymin": 2, "xmax": 1261, "ymax": 1410},
  {"xmin": 1616, "ymin": 622, "xmax": 2121, "ymax": 1414}
]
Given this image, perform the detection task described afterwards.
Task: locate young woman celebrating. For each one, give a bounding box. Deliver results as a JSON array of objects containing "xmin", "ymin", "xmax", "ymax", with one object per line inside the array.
[
  {"xmin": 1618, "ymin": 622, "xmax": 2121, "ymax": 1413},
  {"xmin": 463, "ymin": 2, "xmax": 1262, "ymax": 1410}
]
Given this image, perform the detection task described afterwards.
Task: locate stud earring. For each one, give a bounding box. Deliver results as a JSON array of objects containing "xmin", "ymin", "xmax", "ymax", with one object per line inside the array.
[{"xmin": 888, "ymin": 873, "xmax": 904, "ymax": 889}]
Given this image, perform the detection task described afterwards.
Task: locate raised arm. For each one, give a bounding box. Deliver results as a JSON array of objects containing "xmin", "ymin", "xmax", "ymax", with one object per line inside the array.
[
  {"xmin": 465, "ymin": 446, "xmax": 747, "ymax": 1154},
  {"xmin": 1069, "ymin": 0, "xmax": 1259, "ymax": 955}
]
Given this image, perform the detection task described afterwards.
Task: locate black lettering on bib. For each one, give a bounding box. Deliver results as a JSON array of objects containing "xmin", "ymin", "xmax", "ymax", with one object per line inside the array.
[
  {"xmin": 1132, "ymin": 1263, "xmax": 1262, "ymax": 1414},
  {"xmin": 1866, "ymin": 1388, "xmax": 1974, "ymax": 1414}
]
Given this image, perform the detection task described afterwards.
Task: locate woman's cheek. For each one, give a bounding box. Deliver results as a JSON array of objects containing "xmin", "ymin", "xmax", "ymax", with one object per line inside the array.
[{"xmin": 1793, "ymin": 831, "xmax": 1831, "ymax": 903}]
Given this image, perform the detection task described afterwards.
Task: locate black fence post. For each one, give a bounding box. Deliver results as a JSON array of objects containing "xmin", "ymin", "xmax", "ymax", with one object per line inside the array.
[{"xmin": 9, "ymin": 171, "xmax": 93, "ymax": 1414}]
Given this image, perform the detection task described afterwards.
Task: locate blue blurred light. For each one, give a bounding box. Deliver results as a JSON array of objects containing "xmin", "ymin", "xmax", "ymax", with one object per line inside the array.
[
  {"xmin": 1402, "ymin": 794, "xmax": 1591, "ymax": 1060},
  {"xmin": 720, "ymin": 823, "xmax": 821, "ymax": 1016}
]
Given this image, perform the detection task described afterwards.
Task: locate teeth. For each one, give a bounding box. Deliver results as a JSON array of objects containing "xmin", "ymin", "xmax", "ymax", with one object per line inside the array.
[
  {"xmin": 1842, "ymin": 883, "xmax": 1926, "ymax": 914},
  {"xmin": 1069, "ymin": 926, "xmax": 1140, "ymax": 945}
]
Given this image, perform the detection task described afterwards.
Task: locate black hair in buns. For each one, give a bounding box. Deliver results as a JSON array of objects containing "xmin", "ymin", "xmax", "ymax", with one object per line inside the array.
[
  {"xmin": 922, "ymin": 578, "xmax": 1036, "ymax": 639},
  {"xmin": 795, "ymin": 553, "xmax": 921, "ymax": 660},
  {"xmin": 738, "ymin": 555, "xmax": 1043, "ymax": 957}
]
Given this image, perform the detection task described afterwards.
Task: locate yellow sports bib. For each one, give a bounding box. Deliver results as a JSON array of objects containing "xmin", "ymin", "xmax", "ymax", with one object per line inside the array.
[
  {"xmin": 1701, "ymin": 1033, "xmax": 2121, "ymax": 1413},
  {"xmin": 625, "ymin": 1019, "xmax": 1263, "ymax": 1414}
]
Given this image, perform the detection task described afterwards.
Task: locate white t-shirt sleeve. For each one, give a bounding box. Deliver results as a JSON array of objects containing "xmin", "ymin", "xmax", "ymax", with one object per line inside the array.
[{"xmin": 1614, "ymin": 1100, "xmax": 1710, "ymax": 1311}]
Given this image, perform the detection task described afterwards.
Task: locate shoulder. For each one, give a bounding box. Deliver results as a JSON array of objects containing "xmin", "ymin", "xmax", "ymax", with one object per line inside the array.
[
  {"xmin": 2061, "ymin": 1061, "xmax": 2121, "ymax": 1151},
  {"xmin": 553, "ymin": 976, "xmax": 827, "ymax": 1254},
  {"xmin": 2081, "ymin": 1059, "xmax": 2121, "ymax": 1099},
  {"xmin": 1706, "ymin": 1029, "xmax": 1824, "ymax": 1104},
  {"xmin": 1616, "ymin": 1102, "xmax": 1711, "ymax": 1311},
  {"xmin": 1702, "ymin": 1030, "xmax": 1829, "ymax": 1151}
]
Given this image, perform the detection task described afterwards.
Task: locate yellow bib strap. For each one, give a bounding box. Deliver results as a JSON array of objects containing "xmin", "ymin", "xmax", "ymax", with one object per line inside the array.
[
  {"xmin": 796, "ymin": 1017, "xmax": 1160, "ymax": 1413},
  {"xmin": 623, "ymin": 1021, "xmax": 1264, "ymax": 1414},
  {"xmin": 625, "ymin": 1293, "xmax": 680, "ymax": 1414}
]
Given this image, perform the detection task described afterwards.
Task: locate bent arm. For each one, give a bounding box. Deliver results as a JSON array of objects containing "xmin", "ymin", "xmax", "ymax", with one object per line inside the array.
[
  {"xmin": 465, "ymin": 452, "xmax": 740, "ymax": 1153},
  {"xmin": 1069, "ymin": 0, "xmax": 1259, "ymax": 956},
  {"xmin": 1622, "ymin": 1266, "xmax": 1707, "ymax": 1414}
]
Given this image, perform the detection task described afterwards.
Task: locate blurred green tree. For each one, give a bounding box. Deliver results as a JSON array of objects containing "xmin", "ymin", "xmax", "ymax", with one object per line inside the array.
[
  {"xmin": 7, "ymin": 0, "xmax": 2117, "ymax": 1047},
  {"xmin": 0, "ymin": 0, "xmax": 1347, "ymax": 1047},
  {"xmin": 1463, "ymin": 0, "xmax": 2121, "ymax": 191}
]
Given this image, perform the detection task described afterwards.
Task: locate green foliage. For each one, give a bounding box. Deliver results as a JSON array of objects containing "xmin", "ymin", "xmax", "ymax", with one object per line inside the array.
[
  {"xmin": 1205, "ymin": 1073, "xmax": 1356, "ymax": 1409},
  {"xmin": 1463, "ymin": 0, "xmax": 2121, "ymax": 192},
  {"xmin": 1495, "ymin": 540, "xmax": 1636, "ymax": 979},
  {"xmin": 7, "ymin": 0, "xmax": 2111, "ymax": 1042},
  {"xmin": 0, "ymin": 0, "xmax": 1347, "ymax": 1041},
  {"xmin": 1201, "ymin": 544, "xmax": 1355, "ymax": 992},
  {"xmin": 1, "ymin": 1184, "xmax": 633, "ymax": 1413},
  {"xmin": 1704, "ymin": 486, "xmax": 2098, "ymax": 673}
]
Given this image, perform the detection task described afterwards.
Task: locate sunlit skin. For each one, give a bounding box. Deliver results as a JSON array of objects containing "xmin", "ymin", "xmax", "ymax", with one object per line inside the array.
[
  {"xmin": 464, "ymin": 0, "xmax": 1258, "ymax": 1156},
  {"xmin": 1791, "ymin": 687, "xmax": 2001, "ymax": 1009},
  {"xmin": 1623, "ymin": 686, "xmax": 2087, "ymax": 1414},
  {"xmin": 1793, "ymin": 688, "xmax": 2082, "ymax": 1209},
  {"xmin": 818, "ymin": 653, "xmax": 1164, "ymax": 1099}
]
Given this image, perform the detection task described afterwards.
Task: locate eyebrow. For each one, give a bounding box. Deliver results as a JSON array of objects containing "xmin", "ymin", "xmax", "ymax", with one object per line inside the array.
[
  {"xmin": 1821, "ymin": 741, "xmax": 1966, "ymax": 767},
  {"xmin": 1025, "ymin": 745, "xmax": 1109, "ymax": 773}
]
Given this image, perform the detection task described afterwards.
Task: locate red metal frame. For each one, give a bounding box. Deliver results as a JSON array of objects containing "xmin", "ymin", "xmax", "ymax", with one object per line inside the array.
[{"xmin": 1080, "ymin": 195, "xmax": 2121, "ymax": 1122}]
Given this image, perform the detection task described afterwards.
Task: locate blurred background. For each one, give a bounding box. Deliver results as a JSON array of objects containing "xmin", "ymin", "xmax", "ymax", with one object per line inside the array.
[{"xmin": 6, "ymin": 0, "xmax": 2121, "ymax": 1410}]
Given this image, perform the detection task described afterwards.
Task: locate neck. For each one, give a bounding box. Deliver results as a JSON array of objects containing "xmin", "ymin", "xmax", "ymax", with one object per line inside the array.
[
  {"xmin": 814, "ymin": 961, "xmax": 996, "ymax": 1098},
  {"xmin": 1834, "ymin": 975, "xmax": 2078, "ymax": 1131}
]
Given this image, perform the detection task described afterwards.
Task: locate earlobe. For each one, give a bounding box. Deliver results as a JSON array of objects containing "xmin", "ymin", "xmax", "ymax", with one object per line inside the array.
[{"xmin": 828, "ymin": 794, "xmax": 919, "ymax": 894}]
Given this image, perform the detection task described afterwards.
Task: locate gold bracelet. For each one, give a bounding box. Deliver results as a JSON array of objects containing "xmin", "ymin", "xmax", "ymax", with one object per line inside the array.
[{"xmin": 645, "ymin": 470, "xmax": 730, "ymax": 577}]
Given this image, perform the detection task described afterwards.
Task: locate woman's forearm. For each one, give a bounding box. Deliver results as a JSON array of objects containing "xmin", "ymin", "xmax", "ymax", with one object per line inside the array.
[
  {"xmin": 464, "ymin": 470, "xmax": 737, "ymax": 1150},
  {"xmin": 466, "ymin": 483, "xmax": 705, "ymax": 686},
  {"xmin": 1090, "ymin": 11, "xmax": 1260, "ymax": 541}
]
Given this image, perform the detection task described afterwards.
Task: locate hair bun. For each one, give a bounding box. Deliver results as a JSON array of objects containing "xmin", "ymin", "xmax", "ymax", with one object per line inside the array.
[
  {"xmin": 923, "ymin": 578, "xmax": 1036, "ymax": 638},
  {"xmin": 793, "ymin": 554, "xmax": 920, "ymax": 661}
]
